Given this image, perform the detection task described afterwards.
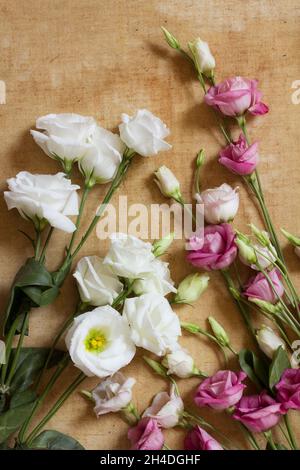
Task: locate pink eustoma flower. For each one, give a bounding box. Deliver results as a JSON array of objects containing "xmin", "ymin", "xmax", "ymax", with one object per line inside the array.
[
  {"xmin": 184, "ymin": 426, "xmax": 223, "ymax": 450},
  {"xmin": 233, "ymin": 391, "xmax": 285, "ymax": 432},
  {"xmin": 204, "ymin": 76, "xmax": 269, "ymax": 117},
  {"xmin": 187, "ymin": 223, "xmax": 237, "ymax": 271},
  {"xmin": 275, "ymin": 369, "xmax": 300, "ymax": 411},
  {"xmin": 128, "ymin": 417, "xmax": 164, "ymax": 450},
  {"xmin": 244, "ymin": 268, "xmax": 284, "ymax": 304},
  {"xmin": 194, "ymin": 370, "xmax": 247, "ymax": 410},
  {"xmin": 219, "ymin": 134, "xmax": 259, "ymax": 176}
]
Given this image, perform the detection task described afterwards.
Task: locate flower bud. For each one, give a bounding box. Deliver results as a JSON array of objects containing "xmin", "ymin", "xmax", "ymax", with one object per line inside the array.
[
  {"xmin": 196, "ymin": 149, "xmax": 205, "ymax": 168},
  {"xmin": 162, "ymin": 347, "xmax": 196, "ymax": 378},
  {"xmin": 248, "ymin": 297, "xmax": 279, "ymax": 314},
  {"xmin": 188, "ymin": 38, "xmax": 216, "ymax": 77},
  {"xmin": 281, "ymin": 229, "xmax": 300, "ymax": 259},
  {"xmin": 174, "ymin": 273, "xmax": 209, "ymax": 303},
  {"xmin": 161, "ymin": 27, "xmax": 180, "ymax": 50},
  {"xmin": 152, "ymin": 232, "xmax": 174, "ymax": 257},
  {"xmin": 0, "ymin": 340, "xmax": 6, "ymax": 364},
  {"xmin": 249, "ymin": 223, "xmax": 271, "ymax": 247},
  {"xmin": 236, "ymin": 232, "xmax": 257, "ymax": 264},
  {"xmin": 143, "ymin": 356, "xmax": 168, "ymax": 377},
  {"xmin": 154, "ymin": 166, "xmax": 181, "ymax": 200},
  {"xmin": 256, "ymin": 326, "xmax": 286, "ymax": 359},
  {"xmin": 208, "ymin": 317, "xmax": 230, "ymax": 347}
]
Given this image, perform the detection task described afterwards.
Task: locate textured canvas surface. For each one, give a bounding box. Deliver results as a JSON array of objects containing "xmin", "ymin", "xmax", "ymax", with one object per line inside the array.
[{"xmin": 0, "ymin": 0, "xmax": 299, "ymax": 449}]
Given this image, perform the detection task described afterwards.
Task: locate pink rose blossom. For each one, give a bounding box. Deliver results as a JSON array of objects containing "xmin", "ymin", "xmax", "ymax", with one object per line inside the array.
[
  {"xmin": 184, "ymin": 425, "xmax": 223, "ymax": 450},
  {"xmin": 187, "ymin": 223, "xmax": 237, "ymax": 271},
  {"xmin": 244, "ymin": 268, "xmax": 284, "ymax": 304},
  {"xmin": 219, "ymin": 134, "xmax": 259, "ymax": 176},
  {"xmin": 194, "ymin": 370, "xmax": 247, "ymax": 410},
  {"xmin": 233, "ymin": 391, "xmax": 285, "ymax": 432},
  {"xmin": 128, "ymin": 417, "xmax": 164, "ymax": 450},
  {"xmin": 204, "ymin": 77, "xmax": 269, "ymax": 117},
  {"xmin": 275, "ymin": 369, "xmax": 300, "ymax": 411}
]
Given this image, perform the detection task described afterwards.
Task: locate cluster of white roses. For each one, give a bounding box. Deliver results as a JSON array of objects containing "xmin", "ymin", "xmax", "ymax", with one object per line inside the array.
[
  {"xmin": 66, "ymin": 232, "xmax": 209, "ymax": 389},
  {"xmin": 4, "ymin": 110, "xmax": 171, "ymax": 233}
]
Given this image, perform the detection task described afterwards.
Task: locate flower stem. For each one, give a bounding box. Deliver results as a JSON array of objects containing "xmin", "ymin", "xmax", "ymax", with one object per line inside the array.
[
  {"xmin": 39, "ymin": 227, "xmax": 54, "ymax": 263},
  {"xmin": 69, "ymin": 152, "xmax": 135, "ymax": 261},
  {"xmin": 5, "ymin": 312, "xmax": 29, "ymax": 387},
  {"xmin": 0, "ymin": 315, "xmax": 21, "ymax": 385},
  {"xmin": 25, "ymin": 371, "xmax": 85, "ymax": 447},
  {"xmin": 66, "ymin": 185, "xmax": 91, "ymax": 256},
  {"xmin": 284, "ymin": 414, "xmax": 298, "ymax": 450},
  {"xmin": 18, "ymin": 353, "xmax": 70, "ymax": 444}
]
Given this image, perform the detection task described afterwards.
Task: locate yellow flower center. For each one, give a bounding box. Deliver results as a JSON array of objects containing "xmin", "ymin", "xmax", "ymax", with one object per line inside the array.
[{"xmin": 84, "ymin": 328, "xmax": 107, "ymax": 353}]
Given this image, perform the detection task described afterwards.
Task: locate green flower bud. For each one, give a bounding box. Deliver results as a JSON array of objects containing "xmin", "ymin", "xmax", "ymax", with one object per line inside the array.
[
  {"xmin": 143, "ymin": 356, "xmax": 168, "ymax": 377},
  {"xmin": 248, "ymin": 298, "xmax": 279, "ymax": 314},
  {"xmin": 281, "ymin": 228, "xmax": 300, "ymax": 247},
  {"xmin": 196, "ymin": 149, "xmax": 205, "ymax": 168},
  {"xmin": 236, "ymin": 232, "xmax": 257, "ymax": 264},
  {"xmin": 208, "ymin": 316, "xmax": 230, "ymax": 347},
  {"xmin": 174, "ymin": 273, "xmax": 209, "ymax": 303},
  {"xmin": 249, "ymin": 223, "xmax": 271, "ymax": 247},
  {"xmin": 161, "ymin": 27, "xmax": 180, "ymax": 50},
  {"xmin": 152, "ymin": 232, "xmax": 174, "ymax": 257}
]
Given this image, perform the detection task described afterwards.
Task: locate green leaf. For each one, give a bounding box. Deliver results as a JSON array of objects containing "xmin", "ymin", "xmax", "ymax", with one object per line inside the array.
[
  {"xmin": 269, "ymin": 346, "xmax": 291, "ymax": 390},
  {"xmin": 9, "ymin": 390, "xmax": 36, "ymax": 409},
  {"xmin": 30, "ymin": 430, "xmax": 85, "ymax": 450},
  {"xmin": 3, "ymin": 258, "xmax": 61, "ymax": 334},
  {"xmin": 0, "ymin": 402, "xmax": 35, "ymax": 443},
  {"xmin": 239, "ymin": 349, "xmax": 267, "ymax": 389},
  {"xmin": 9, "ymin": 347, "xmax": 65, "ymax": 393}
]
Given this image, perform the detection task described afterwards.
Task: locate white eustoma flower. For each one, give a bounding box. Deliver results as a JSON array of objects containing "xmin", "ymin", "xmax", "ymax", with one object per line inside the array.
[
  {"xmin": 197, "ymin": 183, "xmax": 239, "ymax": 224},
  {"xmin": 123, "ymin": 293, "xmax": 181, "ymax": 356},
  {"xmin": 79, "ymin": 126, "xmax": 125, "ymax": 184},
  {"xmin": 73, "ymin": 256, "xmax": 123, "ymax": 307},
  {"xmin": 154, "ymin": 166, "xmax": 181, "ymax": 199},
  {"xmin": 65, "ymin": 306, "xmax": 136, "ymax": 378},
  {"xmin": 103, "ymin": 233, "xmax": 155, "ymax": 279},
  {"xmin": 163, "ymin": 346, "xmax": 195, "ymax": 378},
  {"xmin": 142, "ymin": 385, "xmax": 183, "ymax": 428},
  {"xmin": 0, "ymin": 340, "xmax": 6, "ymax": 364},
  {"xmin": 189, "ymin": 38, "xmax": 216, "ymax": 77},
  {"xmin": 92, "ymin": 372, "xmax": 136, "ymax": 416},
  {"xmin": 119, "ymin": 109, "xmax": 171, "ymax": 157},
  {"xmin": 31, "ymin": 113, "xmax": 96, "ymax": 164},
  {"xmin": 133, "ymin": 259, "xmax": 176, "ymax": 296},
  {"xmin": 256, "ymin": 325, "xmax": 286, "ymax": 359},
  {"xmin": 4, "ymin": 171, "xmax": 79, "ymax": 233}
]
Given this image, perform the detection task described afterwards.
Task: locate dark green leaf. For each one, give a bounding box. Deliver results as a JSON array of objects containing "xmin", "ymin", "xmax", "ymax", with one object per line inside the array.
[
  {"xmin": 9, "ymin": 390, "xmax": 36, "ymax": 409},
  {"xmin": 0, "ymin": 402, "xmax": 35, "ymax": 443},
  {"xmin": 30, "ymin": 430, "xmax": 85, "ymax": 450},
  {"xmin": 0, "ymin": 393, "xmax": 6, "ymax": 413},
  {"xmin": 239, "ymin": 349, "xmax": 264, "ymax": 389},
  {"xmin": 9, "ymin": 347, "xmax": 65, "ymax": 393},
  {"xmin": 269, "ymin": 346, "xmax": 291, "ymax": 390},
  {"xmin": 3, "ymin": 258, "xmax": 61, "ymax": 334},
  {"xmin": 252, "ymin": 353, "xmax": 269, "ymax": 388}
]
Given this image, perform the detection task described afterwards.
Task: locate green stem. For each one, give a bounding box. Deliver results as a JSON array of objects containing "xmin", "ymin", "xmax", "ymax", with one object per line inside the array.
[
  {"xmin": 25, "ymin": 371, "xmax": 85, "ymax": 446},
  {"xmin": 18, "ymin": 354, "xmax": 70, "ymax": 443},
  {"xmin": 70, "ymin": 153, "xmax": 134, "ymax": 261},
  {"xmin": 5, "ymin": 313, "xmax": 29, "ymax": 387},
  {"xmin": 239, "ymin": 423, "xmax": 261, "ymax": 450},
  {"xmin": 263, "ymin": 431, "xmax": 277, "ymax": 450},
  {"xmin": 66, "ymin": 186, "xmax": 91, "ymax": 257},
  {"xmin": 221, "ymin": 270, "xmax": 256, "ymax": 340},
  {"xmin": 39, "ymin": 227, "xmax": 54, "ymax": 263},
  {"xmin": 284, "ymin": 414, "xmax": 298, "ymax": 450},
  {"xmin": 34, "ymin": 229, "xmax": 42, "ymax": 260}
]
